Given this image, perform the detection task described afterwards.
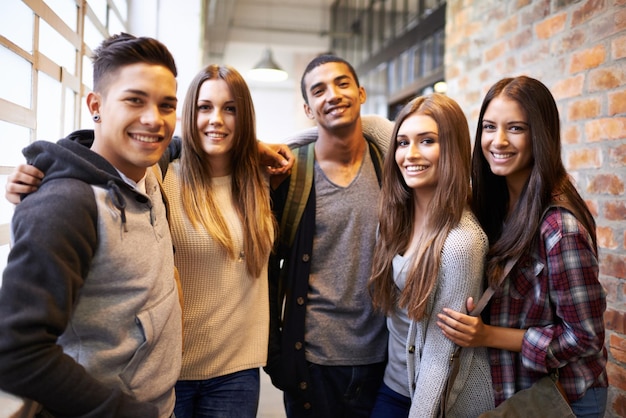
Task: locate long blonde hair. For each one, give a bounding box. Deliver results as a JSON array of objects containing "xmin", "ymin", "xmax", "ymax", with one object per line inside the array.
[
  {"xmin": 179, "ymin": 64, "xmax": 275, "ymax": 277},
  {"xmin": 369, "ymin": 94, "xmax": 472, "ymax": 320}
]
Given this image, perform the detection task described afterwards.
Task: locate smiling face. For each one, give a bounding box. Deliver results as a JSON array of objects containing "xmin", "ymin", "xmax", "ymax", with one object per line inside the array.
[
  {"xmin": 195, "ymin": 78, "xmax": 236, "ymax": 176},
  {"xmin": 88, "ymin": 63, "xmax": 177, "ymax": 182},
  {"xmin": 480, "ymin": 94, "xmax": 533, "ymax": 192},
  {"xmin": 395, "ymin": 113, "xmax": 440, "ymax": 200},
  {"xmin": 302, "ymin": 62, "xmax": 366, "ymax": 133}
]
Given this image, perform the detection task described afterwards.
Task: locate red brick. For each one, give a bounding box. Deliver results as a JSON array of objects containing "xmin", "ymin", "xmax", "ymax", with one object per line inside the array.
[
  {"xmin": 484, "ymin": 42, "xmax": 507, "ymax": 62},
  {"xmin": 613, "ymin": 35, "xmax": 626, "ymax": 60},
  {"xmin": 535, "ymin": 13, "xmax": 567, "ymax": 39},
  {"xmin": 553, "ymin": 29, "xmax": 586, "ymax": 55},
  {"xmin": 497, "ymin": 15, "xmax": 519, "ymax": 38},
  {"xmin": 509, "ymin": 28, "xmax": 533, "ymax": 50},
  {"xmin": 611, "ymin": 333, "xmax": 626, "ymax": 364},
  {"xmin": 611, "ymin": 389, "xmax": 626, "ymax": 418},
  {"xmin": 565, "ymin": 148, "xmax": 601, "ymax": 169},
  {"xmin": 520, "ymin": 0, "xmax": 550, "ymax": 26},
  {"xmin": 609, "ymin": 90, "xmax": 626, "ymax": 115},
  {"xmin": 562, "ymin": 125, "xmax": 580, "ymax": 144},
  {"xmin": 585, "ymin": 118, "xmax": 626, "ymax": 142},
  {"xmin": 588, "ymin": 174, "xmax": 625, "ymax": 195},
  {"xmin": 609, "ymin": 144, "xmax": 626, "ymax": 167},
  {"xmin": 567, "ymin": 98, "xmax": 602, "ymax": 120},
  {"xmin": 569, "ymin": 44, "xmax": 607, "ymax": 73},
  {"xmin": 588, "ymin": 67, "xmax": 625, "ymax": 91},
  {"xmin": 607, "ymin": 361, "xmax": 626, "ymax": 391},
  {"xmin": 572, "ymin": 0, "xmax": 608, "ymax": 27},
  {"xmin": 552, "ymin": 74, "xmax": 585, "ymax": 99},
  {"xmin": 605, "ymin": 200, "xmax": 626, "ymax": 221},
  {"xmin": 606, "ymin": 308, "xmax": 626, "ymax": 334},
  {"xmin": 598, "ymin": 226, "xmax": 619, "ymax": 250},
  {"xmin": 601, "ymin": 253, "xmax": 626, "ymax": 279}
]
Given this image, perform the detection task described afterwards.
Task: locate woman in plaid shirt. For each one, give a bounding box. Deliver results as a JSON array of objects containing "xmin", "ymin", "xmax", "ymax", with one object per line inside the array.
[{"xmin": 437, "ymin": 76, "xmax": 608, "ymax": 417}]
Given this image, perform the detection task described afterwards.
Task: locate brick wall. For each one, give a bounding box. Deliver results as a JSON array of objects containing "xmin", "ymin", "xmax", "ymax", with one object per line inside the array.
[{"xmin": 444, "ymin": 0, "xmax": 626, "ymax": 416}]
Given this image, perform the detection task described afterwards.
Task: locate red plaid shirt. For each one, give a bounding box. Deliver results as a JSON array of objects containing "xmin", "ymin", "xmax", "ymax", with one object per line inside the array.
[{"xmin": 488, "ymin": 207, "xmax": 608, "ymax": 405}]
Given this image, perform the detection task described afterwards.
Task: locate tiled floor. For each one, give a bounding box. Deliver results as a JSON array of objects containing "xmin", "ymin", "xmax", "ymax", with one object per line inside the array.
[{"xmin": 258, "ymin": 371, "xmax": 287, "ymax": 417}]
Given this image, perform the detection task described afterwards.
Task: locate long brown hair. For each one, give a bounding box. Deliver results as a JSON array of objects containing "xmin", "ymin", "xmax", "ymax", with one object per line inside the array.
[
  {"xmin": 179, "ymin": 64, "xmax": 275, "ymax": 277},
  {"xmin": 369, "ymin": 94, "xmax": 472, "ymax": 320},
  {"xmin": 471, "ymin": 76, "xmax": 597, "ymax": 286}
]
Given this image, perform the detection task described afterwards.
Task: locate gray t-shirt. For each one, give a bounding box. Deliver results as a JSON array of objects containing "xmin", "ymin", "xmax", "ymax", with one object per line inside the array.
[
  {"xmin": 384, "ymin": 255, "xmax": 412, "ymax": 396},
  {"xmin": 304, "ymin": 149, "xmax": 388, "ymax": 366}
]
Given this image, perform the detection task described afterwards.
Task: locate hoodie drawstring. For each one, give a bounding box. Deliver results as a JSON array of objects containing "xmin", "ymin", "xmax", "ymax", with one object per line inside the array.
[{"xmin": 107, "ymin": 180, "xmax": 128, "ymax": 232}]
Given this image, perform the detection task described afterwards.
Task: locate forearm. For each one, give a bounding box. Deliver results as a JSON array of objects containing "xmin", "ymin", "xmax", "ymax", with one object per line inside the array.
[{"xmin": 483, "ymin": 324, "xmax": 525, "ymax": 352}]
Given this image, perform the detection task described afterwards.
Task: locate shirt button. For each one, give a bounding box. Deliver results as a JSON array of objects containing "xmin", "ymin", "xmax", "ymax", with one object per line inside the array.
[
  {"xmin": 302, "ymin": 254, "xmax": 310, "ymax": 262},
  {"xmin": 494, "ymin": 384, "xmax": 502, "ymax": 392},
  {"xmin": 303, "ymin": 402, "xmax": 312, "ymax": 410},
  {"xmin": 408, "ymin": 345, "xmax": 415, "ymax": 354},
  {"xmin": 299, "ymin": 381, "xmax": 307, "ymax": 390},
  {"xmin": 295, "ymin": 341, "xmax": 303, "ymax": 350},
  {"xmin": 297, "ymin": 297, "xmax": 305, "ymax": 305}
]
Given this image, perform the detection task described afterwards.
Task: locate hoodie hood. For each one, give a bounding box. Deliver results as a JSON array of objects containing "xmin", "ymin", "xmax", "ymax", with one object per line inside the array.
[
  {"xmin": 23, "ymin": 130, "xmax": 123, "ymax": 187},
  {"xmin": 23, "ymin": 130, "xmax": 138, "ymax": 230}
]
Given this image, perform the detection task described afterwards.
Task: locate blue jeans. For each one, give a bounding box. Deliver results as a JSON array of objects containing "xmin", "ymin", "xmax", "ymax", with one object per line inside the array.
[
  {"xmin": 284, "ymin": 361, "xmax": 385, "ymax": 418},
  {"xmin": 174, "ymin": 368, "xmax": 260, "ymax": 418},
  {"xmin": 570, "ymin": 387, "xmax": 607, "ymax": 418},
  {"xmin": 370, "ymin": 381, "xmax": 410, "ymax": 418}
]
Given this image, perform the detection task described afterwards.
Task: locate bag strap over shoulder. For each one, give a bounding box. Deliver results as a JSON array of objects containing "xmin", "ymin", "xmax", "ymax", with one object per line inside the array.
[{"xmin": 280, "ymin": 142, "xmax": 316, "ymax": 248}]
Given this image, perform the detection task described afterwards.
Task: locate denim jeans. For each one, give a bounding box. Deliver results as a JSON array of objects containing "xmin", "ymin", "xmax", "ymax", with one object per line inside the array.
[
  {"xmin": 570, "ymin": 387, "xmax": 608, "ymax": 418},
  {"xmin": 284, "ymin": 361, "xmax": 385, "ymax": 418},
  {"xmin": 369, "ymin": 381, "xmax": 410, "ymax": 418},
  {"xmin": 174, "ymin": 368, "xmax": 260, "ymax": 418}
]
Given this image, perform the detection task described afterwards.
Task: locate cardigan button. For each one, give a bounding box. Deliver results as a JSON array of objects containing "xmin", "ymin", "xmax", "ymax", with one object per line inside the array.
[
  {"xmin": 408, "ymin": 345, "xmax": 415, "ymax": 354},
  {"xmin": 299, "ymin": 381, "xmax": 308, "ymax": 390},
  {"xmin": 303, "ymin": 402, "xmax": 312, "ymax": 410},
  {"xmin": 297, "ymin": 297, "xmax": 305, "ymax": 305},
  {"xmin": 295, "ymin": 341, "xmax": 303, "ymax": 350},
  {"xmin": 302, "ymin": 254, "xmax": 310, "ymax": 262}
]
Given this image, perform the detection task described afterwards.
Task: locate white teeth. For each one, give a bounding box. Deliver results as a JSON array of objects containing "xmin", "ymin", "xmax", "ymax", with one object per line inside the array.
[
  {"xmin": 133, "ymin": 134, "xmax": 160, "ymax": 143},
  {"xmin": 406, "ymin": 165, "xmax": 427, "ymax": 172},
  {"xmin": 206, "ymin": 133, "xmax": 227, "ymax": 139},
  {"xmin": 492, "ymin": 152, "xmax": 513, "ymax": 159},
  {"xmin": 327, "ymin": 107, "xmax": 347, "ymax": 115}
]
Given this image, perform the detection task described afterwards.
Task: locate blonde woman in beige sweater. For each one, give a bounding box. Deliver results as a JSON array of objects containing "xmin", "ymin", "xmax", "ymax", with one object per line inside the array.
[{"xmin": 162, "ymin": 64, "xmax": 276, "ymax": 418}]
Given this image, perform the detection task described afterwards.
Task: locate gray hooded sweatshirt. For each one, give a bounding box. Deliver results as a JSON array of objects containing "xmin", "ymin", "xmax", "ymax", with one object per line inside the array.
[{"xmin": 0, "ymin": 131, "xmax": 182, "ymax": 417}]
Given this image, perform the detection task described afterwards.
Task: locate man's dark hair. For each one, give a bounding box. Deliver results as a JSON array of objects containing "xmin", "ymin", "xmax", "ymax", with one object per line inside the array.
[
  {"xmin": 92, "ymin": 33, "xmax": 177, "ymax": 92},
  {"xmin": 300, "ymin": 54, "xmax": 360, "ymax": 104}
]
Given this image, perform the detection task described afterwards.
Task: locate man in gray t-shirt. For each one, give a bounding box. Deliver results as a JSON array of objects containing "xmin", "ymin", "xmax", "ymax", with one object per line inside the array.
[{"xmin": 265, "ymin": 54, "xmax": 391, "ymax": 418}]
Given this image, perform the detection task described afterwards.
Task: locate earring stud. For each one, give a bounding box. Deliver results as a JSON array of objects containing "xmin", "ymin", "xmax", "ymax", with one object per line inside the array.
[{"xmin": 92, "ymin": 114, "xmax": 101, "ymax": 122}]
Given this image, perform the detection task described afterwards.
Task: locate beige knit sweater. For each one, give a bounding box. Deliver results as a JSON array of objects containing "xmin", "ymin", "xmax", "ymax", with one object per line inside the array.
[{"xmin": 163, "ymin": 161, "xmax": 270, "ymax": 380}]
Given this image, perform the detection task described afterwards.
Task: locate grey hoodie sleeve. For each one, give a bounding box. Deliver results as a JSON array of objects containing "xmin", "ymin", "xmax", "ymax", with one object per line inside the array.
[{"xmin": 0, "ymin": 179, "xmax": 158, "ymax": 417}]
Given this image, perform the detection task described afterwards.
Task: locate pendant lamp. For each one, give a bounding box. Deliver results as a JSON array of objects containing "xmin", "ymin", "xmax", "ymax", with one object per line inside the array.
[{"xmin": 248, "ymin": 48, "xmax": 288, "ymax": 82}]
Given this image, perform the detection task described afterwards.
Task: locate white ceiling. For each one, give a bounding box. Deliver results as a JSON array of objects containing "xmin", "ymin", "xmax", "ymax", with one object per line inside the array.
[{"xmin": 202, "ymin": 0, "xmax": 336, "ymax": 77}]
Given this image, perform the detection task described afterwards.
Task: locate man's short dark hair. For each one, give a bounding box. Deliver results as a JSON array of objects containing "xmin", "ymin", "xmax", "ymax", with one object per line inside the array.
[{"xmin": 92, "ymin": 33, "xmax": 177, "ymax": 93}]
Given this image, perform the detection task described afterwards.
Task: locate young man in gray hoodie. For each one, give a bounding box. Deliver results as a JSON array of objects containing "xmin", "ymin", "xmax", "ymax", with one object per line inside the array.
[{"xmin": 0, "ymin": 33, "xmax": 182, "ymax": 417}]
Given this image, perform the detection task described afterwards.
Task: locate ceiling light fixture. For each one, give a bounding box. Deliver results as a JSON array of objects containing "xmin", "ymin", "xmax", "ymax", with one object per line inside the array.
[{"xmin": 248, "ymin": 48, "xmax": 288, "ymax": 82}]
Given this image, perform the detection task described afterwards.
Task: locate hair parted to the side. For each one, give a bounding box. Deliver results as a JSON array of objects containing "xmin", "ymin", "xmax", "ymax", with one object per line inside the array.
[
  {"xmin": 179, "ymin": 64, "xmax": 275, "ymax": 278},
  {"xmin": 471, "ymin": 76, "xmax": 597, "ymax": 287},
  {"xmin": 369, "ymin": 93, "xmax": 472, "ymax": 320},
  {"xmin": 91, "ymin": 32, "xmax": 177, "ymax": 93},
  {"xmin": 300, "ymin": 54, "xmax": 360, "ymax": 104}
]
